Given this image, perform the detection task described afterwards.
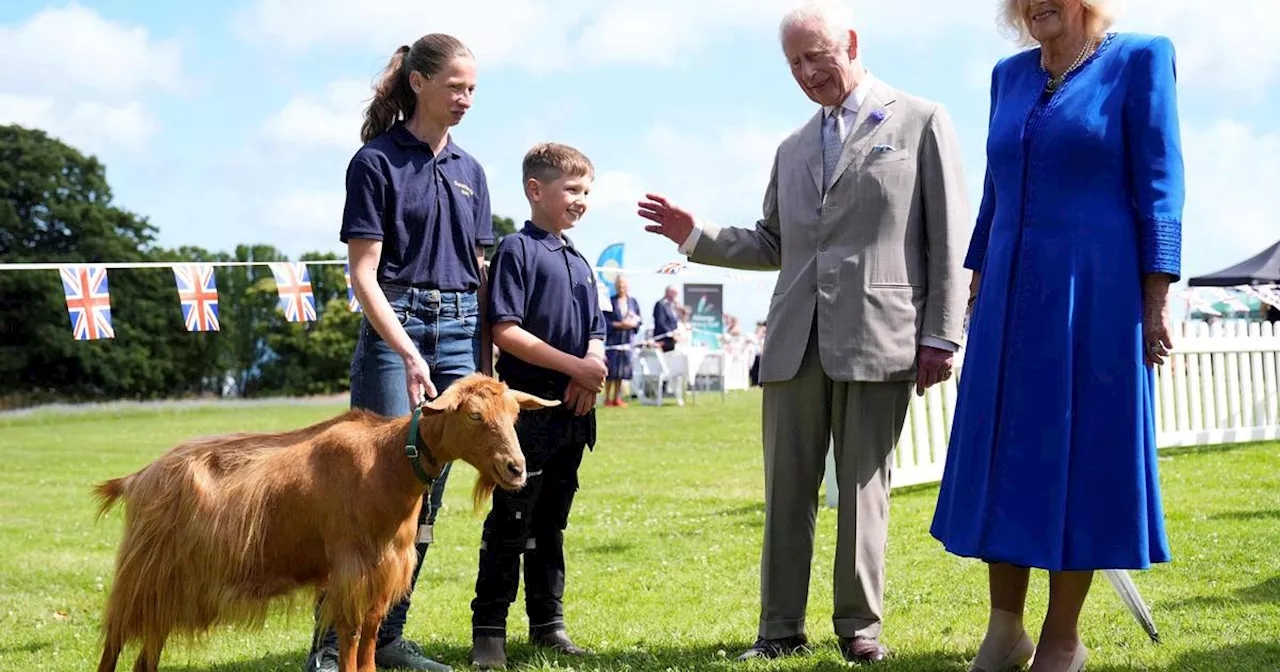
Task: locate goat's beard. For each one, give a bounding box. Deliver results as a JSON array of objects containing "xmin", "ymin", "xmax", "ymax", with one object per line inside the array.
[{"xmin": 471, "ymin": 474, "xmax": 497, "ymax": 514}]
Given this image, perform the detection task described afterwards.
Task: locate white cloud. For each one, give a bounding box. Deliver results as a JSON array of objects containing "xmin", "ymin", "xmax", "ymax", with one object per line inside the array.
[
  {"xmin": 0, "ymin": 3, "xmax": 183, "ymax": 97},
  {"xmin": 1180, "ymin": 118, "xmax": 1280, "ymax": 277},
  {"xmin": 261, "ymin": 80, "xmax": 373, "ymax": 150},
  {"xmin": 234, "ymin": 0, "xmax": 797, "ymax": 70},
  {"xmin": 0, "ymin": 95, "xmax": 156, "ymax": 152},
  {"xmin": 589, "ymin": 170, "xmax": 648, "ymax": 210},
  {"xmin": 265, "ymin": 190, "xmax": 347, "ymax": 235},
  {"xmin": 637, "ymin": 122, "xmax": 789, "ymax": 224},
  {"xmin": 1120, "ymin": 0, "xmax": 1280, "ymax": 93},
  {"xmin": 230, "ymin": 0, "xmax": 1280, "ymax": 93},
  {"xmin": 0, "ymin": 5, "xmax": 182, "ymax": 154}
]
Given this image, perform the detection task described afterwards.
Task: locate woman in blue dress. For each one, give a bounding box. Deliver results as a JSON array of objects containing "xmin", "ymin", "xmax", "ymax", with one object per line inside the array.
[
  {"xmin": 930, "ymin": 1, "xmax": 1183, "ymax": 670},
  {"xmin": 603, "ymin": 275, "xmax": 641, "ymax": 407}
]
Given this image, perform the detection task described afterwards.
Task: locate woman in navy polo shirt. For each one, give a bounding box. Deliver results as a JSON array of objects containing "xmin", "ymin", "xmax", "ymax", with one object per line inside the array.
[{"xmin": 306, "ymin": 33, "xmax": 494, "ymax": 672}]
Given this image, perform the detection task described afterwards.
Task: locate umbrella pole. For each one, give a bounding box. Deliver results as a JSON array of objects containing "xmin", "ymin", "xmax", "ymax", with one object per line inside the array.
[{"xmin": 1103, "ymin": 569, "xmax": 1161, "ymax": 644}]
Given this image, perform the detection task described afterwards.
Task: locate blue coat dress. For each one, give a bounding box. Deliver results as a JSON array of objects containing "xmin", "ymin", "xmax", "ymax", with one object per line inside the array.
[
  {"xmin": 605, "ymin": 295, "xmax": 642, "ymax": 381},
  {"xmin": 930, "ymin": 33, "xmax": 1183, "ymax": 572}
]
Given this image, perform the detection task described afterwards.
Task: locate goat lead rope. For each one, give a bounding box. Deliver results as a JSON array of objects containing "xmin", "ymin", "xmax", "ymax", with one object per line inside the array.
[
  {"xmin": 405, "ymin": 406, "xmax": 437, "ymax": 489},
  {"xmin": 406, "ymin": 405, "xmax": 440, "ymax": 546}
]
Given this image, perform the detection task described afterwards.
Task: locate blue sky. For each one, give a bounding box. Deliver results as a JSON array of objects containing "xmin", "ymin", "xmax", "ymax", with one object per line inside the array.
[{"xmin": 2, "ymin": 0, "xmax": 1278, "ymax": 327}]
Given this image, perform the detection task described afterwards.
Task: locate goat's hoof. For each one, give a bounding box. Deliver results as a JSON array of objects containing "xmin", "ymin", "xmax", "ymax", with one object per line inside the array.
[{"xmin": 471, "ymin": 635, "xmax": 507, "ymax": 669}]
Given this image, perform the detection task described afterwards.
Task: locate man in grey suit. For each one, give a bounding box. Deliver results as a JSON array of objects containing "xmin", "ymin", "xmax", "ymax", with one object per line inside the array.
[{"xmin": 638, "ymin": 0, "xmax": 969, "ymax": 663}]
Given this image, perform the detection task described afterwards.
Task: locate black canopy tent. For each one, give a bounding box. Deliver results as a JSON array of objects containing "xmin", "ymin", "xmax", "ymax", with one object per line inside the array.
[{"xmin": 1187, "ymin": 239, "xmax": 1280, "ymax": 287}]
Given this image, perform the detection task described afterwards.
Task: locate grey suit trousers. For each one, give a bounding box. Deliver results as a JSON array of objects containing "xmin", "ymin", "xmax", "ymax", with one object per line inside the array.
[{"xmin": 758, "ymin": 319, "xmax": 911, "ymax": 640}]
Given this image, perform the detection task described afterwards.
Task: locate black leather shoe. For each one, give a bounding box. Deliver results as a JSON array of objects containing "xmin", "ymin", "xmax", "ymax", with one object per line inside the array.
[
  {"xmin": 530, "ymin": 629, "xmax": 593, "ymax": 656},
  {"xmin": 735, "ymin": 635, "xmax": 810, "ymax": 661}
]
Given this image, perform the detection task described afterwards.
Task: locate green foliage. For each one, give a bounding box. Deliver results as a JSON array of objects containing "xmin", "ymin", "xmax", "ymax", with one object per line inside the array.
[
  {"xmin": 253, "ymin": 251, "xmax": 363, "ymax": 396},
  {"xmin": 486, "ymin": 215, "xmax": 518, "ymax": 261},
  {"xmin": 1, "ymin": 395, "xmax": 1278, "ymax": 671},
  {"xmin": 0, "ymin": 125, "xmax": 223, "ymax": 404},
  {"xmin": 0, "ymin": 124, "xmax": 522, "ymax": 405}
]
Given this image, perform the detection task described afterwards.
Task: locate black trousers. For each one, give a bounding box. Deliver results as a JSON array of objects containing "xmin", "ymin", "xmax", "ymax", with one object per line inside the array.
[{"xmin": 471, "ymin": 404, "xmax": 589, "ymax": 638}]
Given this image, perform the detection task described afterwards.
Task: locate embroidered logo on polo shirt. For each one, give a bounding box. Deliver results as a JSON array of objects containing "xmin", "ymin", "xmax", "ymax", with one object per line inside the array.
[{"xmin": 453, "ymin": 180, "xmax": 475, "ymax": 197}]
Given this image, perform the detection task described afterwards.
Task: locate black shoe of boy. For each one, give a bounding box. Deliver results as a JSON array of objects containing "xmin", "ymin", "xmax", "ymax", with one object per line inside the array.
[
  {"xmin": 471, "ymin": 635, "xmax": 507, "ymax": 670},
  {"xmin": 530, "ymin": 629, "xmax": 593, "ymax": 656}
]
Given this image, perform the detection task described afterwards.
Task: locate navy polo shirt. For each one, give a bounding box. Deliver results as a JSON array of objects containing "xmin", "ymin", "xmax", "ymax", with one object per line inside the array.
[
  {"xmin": 340, "ymin": 122, "xmax": 495, "ymax": 292},
  {"xmin": 488, "ymin": 222, "xmax": 606, "ymax": 391}
]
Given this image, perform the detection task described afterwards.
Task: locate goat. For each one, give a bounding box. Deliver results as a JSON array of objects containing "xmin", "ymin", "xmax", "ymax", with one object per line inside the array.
[{"xmin": 93, "ymin": 374, "xmax": 557, "ymax": 672}]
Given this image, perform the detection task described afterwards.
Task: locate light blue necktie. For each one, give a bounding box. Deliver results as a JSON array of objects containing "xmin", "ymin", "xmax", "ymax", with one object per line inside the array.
[{"xmin": 822, "ymin": 109, "xmax": 843, "ymax": 192}]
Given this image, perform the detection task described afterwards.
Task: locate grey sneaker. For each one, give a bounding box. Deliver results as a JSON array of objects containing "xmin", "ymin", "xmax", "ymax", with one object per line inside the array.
[
  {"xmin": 374, "ymin": 638, "xmax": 453, "ymax": 671},
  {"xmin": 305, "ymin": 646, "xmax": 338, "ymax": 672}
]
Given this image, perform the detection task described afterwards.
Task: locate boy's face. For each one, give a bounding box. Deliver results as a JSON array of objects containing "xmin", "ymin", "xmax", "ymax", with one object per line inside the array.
[{"xmin": 531, "ymin": 173, "xmax": 592, "ymax": 231}]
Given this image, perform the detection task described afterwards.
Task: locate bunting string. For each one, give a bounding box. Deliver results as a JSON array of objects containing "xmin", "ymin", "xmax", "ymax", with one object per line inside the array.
[{"xmin": 2, "ymin": 260, "xmax": 1272, "ymax": 342}]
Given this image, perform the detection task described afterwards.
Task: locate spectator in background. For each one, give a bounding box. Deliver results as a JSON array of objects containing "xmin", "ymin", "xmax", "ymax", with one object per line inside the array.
[
  {"xmin": 750, "ymin": 320, "xmax": 767, "ymax": 387},
  {"xmin": 604, "ymin": 275, "xmax": 642, "ymax": 407},
  {"xmin": 674, "ymin": 304, "xmax": 693, "ymax": 345},
  {"xmin": 653, "ymin": 285, "xmax": 680, "ymax": 352}
]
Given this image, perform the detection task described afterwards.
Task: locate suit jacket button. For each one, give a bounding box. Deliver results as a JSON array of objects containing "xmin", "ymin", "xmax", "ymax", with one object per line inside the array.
[{"xmin": 819, "ymin": 245, "xmax": 828, "ymax": 252}]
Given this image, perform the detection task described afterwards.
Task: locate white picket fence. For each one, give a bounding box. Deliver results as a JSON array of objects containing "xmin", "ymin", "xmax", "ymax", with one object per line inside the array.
[{"xmin": 824, "ymin": 320, "xmax": 1280, "ymax": 507}]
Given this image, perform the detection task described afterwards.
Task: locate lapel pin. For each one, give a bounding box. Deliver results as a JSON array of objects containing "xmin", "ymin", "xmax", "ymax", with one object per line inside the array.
[{"xmin": 869, "ymin": 109, "xmax": 886, "ymax": 123}]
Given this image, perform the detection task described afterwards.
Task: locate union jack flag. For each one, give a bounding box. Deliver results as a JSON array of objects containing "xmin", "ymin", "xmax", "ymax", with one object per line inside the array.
[
  {"xmin": 344, "ymin": 263, "xmax": 361, "ymax": 313},
  {"xmin": 60, "ymin": 265, "xmax": 114, "ymax": 340},
  {"xmin": 657, "ymin": 261, "xmax": 686, "ymax": 275},
  {"xmin": 268, "ymin": 262, "xmax": 316, "ymax": 322},
  {"xmin": 173, "ymin": 264, "xmax": 220, "ymax": 332}
]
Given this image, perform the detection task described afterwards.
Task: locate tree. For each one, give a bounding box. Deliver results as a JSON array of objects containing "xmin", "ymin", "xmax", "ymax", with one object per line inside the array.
[
  {"xmin": 486, "ymin": 215, "xmax": 518, "ymax": 261},
  {"xmin": 252, "ymin": 251, "xmax": 362, "ymax": 396},
  {"xmin": 0, "ymin": 125, "xmax": 224, "ymax": 404}
]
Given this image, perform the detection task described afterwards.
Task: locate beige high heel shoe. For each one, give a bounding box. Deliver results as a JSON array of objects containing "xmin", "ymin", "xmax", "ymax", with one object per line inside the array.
[
  {"xmin": 1066, "ymin": 642, "xmax": 1089, "ymax": 672},
  {"xmin": 969, "ymin": 630, "xmax": 1035, "ymax": 672}
]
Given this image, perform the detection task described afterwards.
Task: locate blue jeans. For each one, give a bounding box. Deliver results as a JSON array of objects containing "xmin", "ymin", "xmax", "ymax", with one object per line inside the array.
[{"xmin": 312, "ymin": 285, "xmax": 480, "ymax": 653}]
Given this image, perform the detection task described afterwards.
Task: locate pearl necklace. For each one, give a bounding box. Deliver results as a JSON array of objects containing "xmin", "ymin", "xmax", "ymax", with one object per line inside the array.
[{"xmin": 1042, "ymin": 36, "xmax": 1098, "ymax": 93}]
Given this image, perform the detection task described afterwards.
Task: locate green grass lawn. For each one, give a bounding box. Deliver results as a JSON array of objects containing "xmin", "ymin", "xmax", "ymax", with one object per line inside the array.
[{"xmin": 1, "ymin": 391, "xmax": 1277, "ymax": 671}]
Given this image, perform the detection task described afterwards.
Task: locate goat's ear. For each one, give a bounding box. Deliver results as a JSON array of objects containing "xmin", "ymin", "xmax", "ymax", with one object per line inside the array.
[
  {"xmin": 509, "ymin": 390, "xmax": 561, "ymax": 410},
  {"xmin": 422, "ymin": 388, "xmax": 461, "ymax": 413}
]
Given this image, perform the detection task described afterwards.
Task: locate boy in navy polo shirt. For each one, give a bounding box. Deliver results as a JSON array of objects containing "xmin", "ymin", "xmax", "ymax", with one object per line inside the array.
[{"xmin": 470, "ymin": 143, "xmax": 607, "ymax": 669}]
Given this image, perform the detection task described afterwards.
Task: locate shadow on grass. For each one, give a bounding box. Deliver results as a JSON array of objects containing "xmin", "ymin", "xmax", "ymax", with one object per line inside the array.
[
  {"xmin": 415, "ymin": 640, "xmax": 972, "ymax": 671},
  {"xmin": 1161, "ymin": 575, "xmax": 1280, "ymax": 610},
  {"xmin": 1158, "ymin": 441, "xmax": 1273, "ymax": 459},
  {"xmin": 0, "ymin": 640, "xmax": 51, "ymax": 656},
  {"xmin": 712, "ymin": 502, "xmax": 765, "ymax": 519},
  {"xmin": 1211, "ymin": 508, "xmax": 1280, "ymax": 522},
  {"xmin": 165, "ymin": 650, "xmax": 305, "ymax": 671},
  {"xmin": 1166, "ymin": 641, "xmax": 1280, "ymax": 671},
  {"xmin": 584, "ymin": 541, "xmax": 634, "ymax": 555}
]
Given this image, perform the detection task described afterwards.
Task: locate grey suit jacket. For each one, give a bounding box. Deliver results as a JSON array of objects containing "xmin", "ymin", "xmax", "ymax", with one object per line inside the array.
[{"xmin": 690, "ymin": 79, "xmax": 970, "ymax": 383}]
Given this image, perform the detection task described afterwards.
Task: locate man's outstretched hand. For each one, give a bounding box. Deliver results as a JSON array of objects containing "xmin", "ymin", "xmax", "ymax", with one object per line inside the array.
[{"xmin": 638, "ymin": 193, "xmax": 695, "ymax": 247}]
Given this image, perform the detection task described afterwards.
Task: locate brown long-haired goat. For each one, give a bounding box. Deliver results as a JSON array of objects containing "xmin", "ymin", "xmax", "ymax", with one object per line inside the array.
[{"xmin": 93, "ymin": 374, "xmax": 557, "ymax": 672}]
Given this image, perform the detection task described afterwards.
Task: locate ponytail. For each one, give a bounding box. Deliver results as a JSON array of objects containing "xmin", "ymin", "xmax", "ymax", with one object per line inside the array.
[
  {"xmin": 361, "ymin": 46, "xmax": 414, "ymax": 144},
  {"xmin": 360, "ymin": 35, "xmax": 473, "ymax": 144}
]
